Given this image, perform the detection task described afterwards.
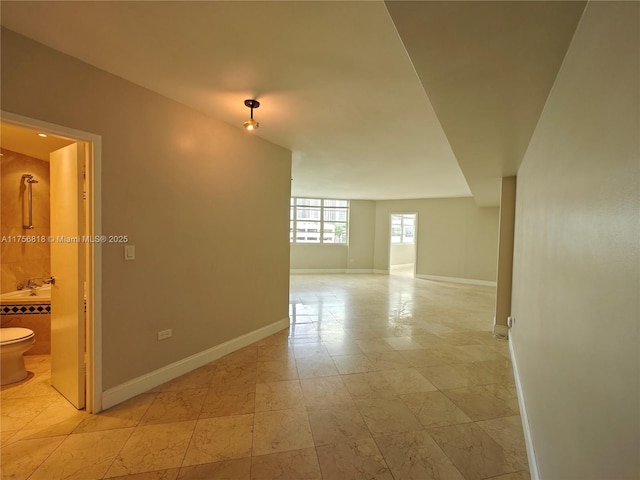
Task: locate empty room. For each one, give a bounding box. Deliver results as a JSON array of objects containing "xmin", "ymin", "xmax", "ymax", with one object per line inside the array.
[{"xmin": 1, "ymin": 2, "xmax": 638, "ymax": 480}]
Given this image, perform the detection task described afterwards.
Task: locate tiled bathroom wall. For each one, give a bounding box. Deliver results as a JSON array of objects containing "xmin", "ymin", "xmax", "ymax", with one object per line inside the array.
[{"xmin": 0, "ymin": 148, "xmax": 51, "ymax": 293}]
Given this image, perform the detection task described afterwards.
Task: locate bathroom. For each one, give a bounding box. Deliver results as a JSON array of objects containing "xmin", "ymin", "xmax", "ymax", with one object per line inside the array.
[{"xmin": 0, "ymin": 121, "xmax": 87, "ymax": 407}]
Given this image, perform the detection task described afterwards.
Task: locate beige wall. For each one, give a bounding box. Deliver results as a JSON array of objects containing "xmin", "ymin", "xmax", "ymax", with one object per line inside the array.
[
  {"xmin": 0, "ymin": 148, "xmax": 51, "ymax": 293},
  {"xmin": 1, "ymin": 29, "xmax": 292, "ymax": 390},
  {"xmin": 347, "ymin": 200, "xmax": 376, "ymax": 270},
  {"xmin": 511, "ymin": 3, "xmax": 639, "ymax": 478},
  {"xmin": 290, "ymin": 244, "xmax": 347, "ymax": 270},
  {"xmin": 290, "ymin": 199, "xmax": 375, "ymax": 271},
  {"xmin": 374, "ymin": 198, "xmax": 499, "ymax": 281}
]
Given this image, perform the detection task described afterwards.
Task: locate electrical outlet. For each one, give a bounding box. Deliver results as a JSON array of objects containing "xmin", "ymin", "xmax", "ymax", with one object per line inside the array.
[{"xmin": 158, "ymin": 329, "xmax": 172, "ymax": 340}]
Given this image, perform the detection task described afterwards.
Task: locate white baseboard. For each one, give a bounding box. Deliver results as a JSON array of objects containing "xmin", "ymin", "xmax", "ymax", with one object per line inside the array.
[
  {"xmin": 509, "ymin": 332, "xmax": 540, "ymax": 480},
  {"xmin": 373, "ymin": 269, "xmax": 389, "ymax": 275},
  {"xmin": 415, "ymin": 274, "xmax": 497, "ymax": 287},
  {"xmin": 101, "ymin": 317, "xmax": 290, "ymax": 410},
  {"xmin": 290, "ymin": 268, "xmax": 374, "ymax": 274}
]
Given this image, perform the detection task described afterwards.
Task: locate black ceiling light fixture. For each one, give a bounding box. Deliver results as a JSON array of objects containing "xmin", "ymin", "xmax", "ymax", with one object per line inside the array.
[{"xmin": 243, "ymin": 99, "xmax": 260, "ymax": 131}]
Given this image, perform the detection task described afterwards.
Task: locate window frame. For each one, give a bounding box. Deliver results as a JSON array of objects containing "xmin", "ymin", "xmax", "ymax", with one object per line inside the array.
[
  {"xmin": 290, "ymin": 197, "xmax": 349, "ymax": 245},
  {"xmin": 390, "ymin": 213, "xmax": 416, "ymax": 245}
]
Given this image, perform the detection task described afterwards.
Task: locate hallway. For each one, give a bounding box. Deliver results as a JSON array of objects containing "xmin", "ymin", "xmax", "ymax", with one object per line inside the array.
[{"xmin": 1, "ymin": 274, "xmax": 528, "ymax": 479}]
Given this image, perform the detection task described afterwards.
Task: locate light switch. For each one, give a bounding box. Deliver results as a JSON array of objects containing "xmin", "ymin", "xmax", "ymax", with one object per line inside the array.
[{"xmin": 124, "ymin": 245, "xmax": 135, "ymax": 261}]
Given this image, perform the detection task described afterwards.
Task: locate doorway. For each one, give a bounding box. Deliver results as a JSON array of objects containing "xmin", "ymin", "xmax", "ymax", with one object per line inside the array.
[
  {"xmin": 389, "ymin": 213, "xmax": 417, "ymax": 277},
  {"xmin": 1, "ymin": 112, "xmax": 101, "ymax": 413}
]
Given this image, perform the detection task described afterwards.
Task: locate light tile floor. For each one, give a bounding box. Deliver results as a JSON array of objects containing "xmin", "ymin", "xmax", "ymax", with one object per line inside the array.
[{"xmin": 1, "ymin": 274, "xmax": 530, "ymax": 480}]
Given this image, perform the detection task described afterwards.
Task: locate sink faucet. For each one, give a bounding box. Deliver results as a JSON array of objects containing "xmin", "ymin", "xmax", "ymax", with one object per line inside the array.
[{"xmin": 25, "ymin": 278, "xmax": 41, "ymax": 296}]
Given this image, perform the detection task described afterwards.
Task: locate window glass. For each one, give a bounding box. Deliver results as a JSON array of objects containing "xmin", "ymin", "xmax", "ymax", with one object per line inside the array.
[
  {"xmin": 391, "ymin": 214, "xmax": 416, "ymax": 244},
  {"xmin": 290, "ymin": 198, "xmax": 349, "ymax": 244}
]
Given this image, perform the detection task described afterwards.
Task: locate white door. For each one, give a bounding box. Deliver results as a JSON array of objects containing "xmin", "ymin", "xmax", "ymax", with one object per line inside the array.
[{"xmin": 50, "ymin": 143, "xmax": 85, "ymax": 409}]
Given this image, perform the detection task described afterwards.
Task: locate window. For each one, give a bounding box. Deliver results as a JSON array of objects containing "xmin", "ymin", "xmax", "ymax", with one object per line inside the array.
[
  {"xmin": 290, "ymin": 198, "xmax": 348, "ymax": 244},
  {"xmin": 391, "ymin": 214, "xmax": 415, "ymax": 244}
]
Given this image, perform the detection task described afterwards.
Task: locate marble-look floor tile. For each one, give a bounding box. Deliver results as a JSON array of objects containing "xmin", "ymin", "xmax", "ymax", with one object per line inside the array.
[
  {"xmin": 410, "ymin": 333, "xmax": 448, "ymax": 349},
  {"xmin": 139, "ymin": 388, "xmax": 207, "ymax": 425},
  {"xmin": 400, "ymin": 391, "xmax": 472, "ymax": 428},
  {"xmin": 323, "ymin": 340, "xmax": 363, "ymax": 356},
  {"xmin": 255, "ymin": 380, "xmax": 305, "ymax": 412},
  {"xmin": 182, "ymin": 414, "xmax": 253, "ymax": 466},
  {"xmin": 293, "ymin": 342, "xmax": 329, "ymax": 358},
  {"xmin": 355, "ymin": 338, "xmax": 395, "ymax": 354},
  {"xmin": 1, "ymin": 372, "xmax": 58, "ymax": 401},
  {"xmin": 418, "ymin": 364, "xmax": 476, "ymax": 390},
  {"xmin": 288, "ymin": 323, "xmax": 319, "ymax": 338},
  {"xmin": 421, "ymin": 323, "xmax": 456, "ymax": 336},
  {"xmin": 332, "ymin": 354, "xmax": 376, "ymax": 375},
  {"xmin": 28, "ymin": 428, "xmax": 133, "ymax": 480},
  {"xmin": 435, "ymin": 331, "xmax": 487, "ymax": 346},
  {"xmin": 316, "ymin": 438, "xmax": 393, "ymax": 480},
  {"xmin": 428, "ymin": 423, "xmax": 522, "ymax": 480},
  {"xmin": 341, "ymin": 372, "xmax": 397, "ymax": 400},
  {"xmin": 74, "ymin": 393, "xmax": 156, "ymax": 433},
  {"xmin": 253, "ymin": 408, "xmax": 314, "ymax": 456},
  {"xmin": 295, "ymin": 354, "xmax": 340, "ymax": 378},
  {"xmin": 210, "ymin": 363, "xmax": 258, "ymax": 387},
  {"xmin": 366, "ymin": 351, "xmax": 411, "ymax": 370},
  {"xmin": 307, "ymin": 403, "xmax": 372, "ymax": 446},
  {"xmin": 379, "ymin": 368, "xmax": 437, "ymax": 394},
  {"xmin": 0, "ymin": 435, "xmax": 66, "ymax": 480},
  {"xmin": 355, "ymin": 398, "xmax": 423, "ymax": 436},
  {"xmin": 477, "ymin": 415, "xmax": 529, "ymax": 470},
  {"xmin": 216, "ymin": 346, "xmax": 258, "ymax": 368},
  {"xmin": 1, "ymin": 429, "xmax": 18, "ymax": 447},
  {"xmin": 106, "ymin": 421, "xmax": 196, "ymax": 477},
  {"xmin": 6, "ymin": 275, "xmax": 529, "ymax": 480},
  {"xmin": 257, "ymin": 344, "xmax": 294, "ymax": 362},
  {"xmin": 442, "ymin": 385, "xmax": 517, "ymax": 421},
  {"xmin": 467, "ymin": 359, "xmax": 515, "ymax": 386},
  {"xmin": 156, "ymin": 366, "xmax": 214, "ymax": 392},
  {"xmin": 346, "ymin": 327, "xmax": 389, "ymax": 341},
  {"xmin": 375, "ymin": 430, "xmax": 464, "ymax": 480},
  {"xmin": 10, "ymin": 398, "xmax": 87, "ymax": 441},
  {"xmin": 250, "ymin": 448, "xmax": 322, "ymax": 480},
  {"xmin": 300, "ymin": 376, "xmax": 353, "ymax": 407},
  {"xmin": 177, "ymin": 459, "xmax": 250, "ymax": 479},
  {"xmin": 490, "ymin": 471, "xmax": 531, "ymax": 480},
  {"xmin": 177, "ymin": 458, "xmax": 250, "ymax": 479},
  {"xmin": 256, "ymin": 359, "xmax": 299, "ymax": 383},
  {"xmin": 383, "ymin": 336, "xmax": 425, "ymax": 351},
  {"xmin": 0, "ymin": 396, "xmax": 51, "ymax": 432},
  {"xmin": 254, "ymin": 331, "xmax": 290, "ymax": 348},
  {"xmin": 106, "ymin": 469, "xmax": 180, "ymax": 480},
  {"xmin": 455, "ymin": 344, "xmax": 507, "ymax": 362},
  {"xmin": 481, "ymin": 382, "xmax": 520, "ymax": 413},
  {"xmin": 199, "ymin": 384, "xmax": 255, "ymax": 418},
  {"xmin": 399, "ymin": 347, "xmax": 473, "ymax": 368}
]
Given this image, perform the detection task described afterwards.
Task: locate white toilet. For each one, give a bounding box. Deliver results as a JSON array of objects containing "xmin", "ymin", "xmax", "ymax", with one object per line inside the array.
[{"xmin": 0, "ymin": 327, "xmax": 36, "ymax": 385}]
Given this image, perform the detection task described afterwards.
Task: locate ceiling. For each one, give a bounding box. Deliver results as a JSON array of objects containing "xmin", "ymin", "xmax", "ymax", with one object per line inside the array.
[
  {"xmin": 0, "ymin": 123, "xmax": 74, "ymax": 161},
  {"xmin": 0, "ymin": 1, "xmax": 586, "ymax": 205}
]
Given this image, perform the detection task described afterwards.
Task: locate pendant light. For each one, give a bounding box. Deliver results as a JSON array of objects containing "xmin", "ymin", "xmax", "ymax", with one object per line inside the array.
[{"xmin": 243, "ymin": 99, "xmax": 260, "ymax": 131}]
